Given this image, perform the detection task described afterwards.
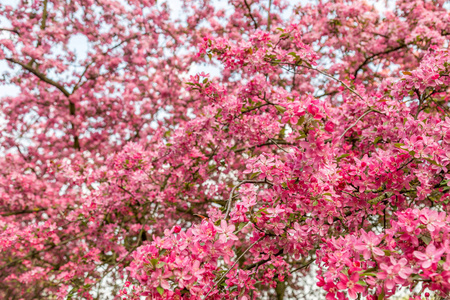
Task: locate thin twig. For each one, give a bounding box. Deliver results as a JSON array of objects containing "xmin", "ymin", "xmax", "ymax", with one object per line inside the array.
[
  {"xmin": 73, "ymin": 226, "xmax": 146, "ymax": 295},
  {"xmin": 280, "ymin": 63, "xmax": 365, "ymax": 102},
  {"xmin": 0, "ymin": 233, "xmax": 88, "ymax": 270},
  {"xmin": 339, "ymin": 108, "xmax": 383, "ymax": 139},
  {"xmin": 0, "ymin": 28, "xmax": 20, "ymax": 35},
  {"xmin": 234, "ymin": 140, "xmax": 292, "ymax": 153},
  {"xmin": 306, "ymin": 66, "xmax": 365, "ymax": 102},
  {"xmin": 6, "ymin": 58, "xmax": 70, "ymax": 97},
  {"xmin": 243, "ymin": 0, "xmax": 258, "ymax": 30},
  {"xmin": 224, "ymin": 180, "xmax": 271, "ymax": 219},
  {"xmin": 204, "ymin": 237, "xmax": 263, "ymax": 299},
  {"xmin": 395, "ymin": 158, "xmax": 414, "ymax": 172},
  {"xmin": 244, "ymin": 250, "xmax": 284, "ymax": 270},
  {"xmin": 268, "ymin": 138, "xmax": 289, "ymax": 153},
  {"xmin": 290, "ymin": 259, "xmax": 315, "ymax": 273},
  {"xmin": 1, "ymin": 208, "xmax": 47, "ymax": 217}
]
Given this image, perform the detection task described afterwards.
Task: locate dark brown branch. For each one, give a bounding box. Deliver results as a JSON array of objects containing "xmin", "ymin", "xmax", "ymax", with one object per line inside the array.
[
  {"xmin": 240, "ymin": 103, "xmax": 272, "ymax": 114},
  {"xmin": 243, "ymin": 0, "xmax": 258, "ymax": 30},
  {"xmin": 244, "ymin": 250, "xmax": 284, "ymax": 270},
  {"xmin": 353, "ymin": 44, "xmax": 407, "ymax": 78},
  {"xmin": 290, "ymin": 259, "xmax": 315, "ymax": 273},
  {"xmin": 0, "ymin": 233, "xmax": 88, "ymax": 270},
  {"xmin": 0, "ymin": 28, "xmax": 20, "ymax": 36},
  {"xmin": 41, "ymin": 0, "xmax": 48, "ymax": 30},
  {"xmin": 6, "ymin": 58, "xmax": 71, "ymax": 97},
  {"xmin": 1, "ymin": 208, "xmax": 47, "ymax": 217},
  {"xmin": 6, "ymin": 57, "xmax": 81, "ymax": 150},
  {"xmin": 204, "ymin": 237, "xmax": 263, "ymax": 299},
  {"xmin": 234, "ymin": 140, "xmax": 293, "ymax": 153},
  {"xmin": 224, "ymin": 179, "xmax": 273, "ymax": 219},
  {"xmin": 267, "ymin": 0, "xmax": 272, "ymax": 31}
]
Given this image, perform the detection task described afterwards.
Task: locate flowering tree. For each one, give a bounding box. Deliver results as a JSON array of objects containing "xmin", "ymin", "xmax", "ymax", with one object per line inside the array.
[{"xmin": 1, "ymin": 0, "xmax": 450, "ymax": 299}]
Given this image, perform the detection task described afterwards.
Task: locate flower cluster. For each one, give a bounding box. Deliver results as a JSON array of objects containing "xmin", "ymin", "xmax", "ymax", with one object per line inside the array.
[{"xmin": 317, "ymin": 208, "xmax": 450, "ymax": 299}]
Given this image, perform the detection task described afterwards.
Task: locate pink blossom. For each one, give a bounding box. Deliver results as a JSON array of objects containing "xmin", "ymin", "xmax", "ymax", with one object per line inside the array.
[{"xmin": 413, "ymin": 243, "xmax": 446, "ymax": 269}]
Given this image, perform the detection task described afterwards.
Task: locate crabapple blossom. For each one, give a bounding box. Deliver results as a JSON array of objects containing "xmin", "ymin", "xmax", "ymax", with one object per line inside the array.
[{"xmin": 1, "ymin": 0, "xmax": 450, "ymax": 299}]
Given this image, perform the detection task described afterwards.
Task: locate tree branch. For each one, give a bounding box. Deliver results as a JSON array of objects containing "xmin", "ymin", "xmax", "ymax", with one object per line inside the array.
[
  {"xmin": 1, "ymin": 208, "xmax": 47, "ymax": 217},
  {"xmin": 244, "ymin": 249, "xmax": 284, "ymax": 270},
  {"xmin": 0, "ymin": 28, "xmax": 20, "ymax": 36},
  {"xmin": 6, "ymin": 57, "xmax": 81, "ymax": 149},
  {"xmin": 243, "ymin": 0, "xmax": 258, "ymax": 30},
  {"xmin": 353, "ymin": 44, "xmax": 407, "ymax": 78},
  {"xmin": 204, "ymin": 237, "xmax": 263, "ymax": 299},
  {"xmin": 6, "ymin": 58, "xmax": 71, "ymax": 97},
  {"xmin": 290, "ymin": 259, "xmax": 314, "ymax": 273},
  {"xmin": 339, "ymin": 108, "xmax": 383, "ymax": 139},
  {"xmin": 40, "ymin": 0, "xmax": 49, "ymax": 30},
  {"xmin": 224, "ymin": 180, "xmax": 272, "ymax": 219}
]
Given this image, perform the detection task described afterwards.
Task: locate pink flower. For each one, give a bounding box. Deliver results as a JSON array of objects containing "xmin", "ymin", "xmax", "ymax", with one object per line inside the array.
[
  {"xmin": 150, "ymin": 269, "xmax": 172, "ymax": 290},
  {"xmin": 318, "ymin": 276, "xmax": 345, "ymax": 300},
  {"xmin": 217, "ymin": 220, "xmax": 238, "ymax": 242},
  {"xmin": 337, "ymin": 273, "xmax": 365, "ymax": 299},
  {"xmin": 354, "ymin": 230, "xmax": 385, "ymax": 260},
  {"xmin": 418, "ymin": 209, "xmax": 446, "ymax": 232},
  {"xmin": 413, "ymin": 243, "xmax": 445, "ymax": 269},
  {"xmin": 377, "ymin": 258, "xmax": 413, "ymax": 290},
  {"xmin": 174, "ymin": 268, "xmax": 192, "ymax": 289},
  {"xmin": 325, "ymin": 121, "xmax": 335, "ymax": 132}
]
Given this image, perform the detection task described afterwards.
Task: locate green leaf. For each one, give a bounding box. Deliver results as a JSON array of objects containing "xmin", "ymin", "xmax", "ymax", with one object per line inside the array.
[
  {"xmin": 336, "ymin": 153, "xmax": 350, "ymax": 162},
  {"xmin": 378, "ymin": 287, "xmax": 385, "ymax": 300},
  {"xmin": 419, "ymin": 234, "xmax": 431, "ymax": 245},
  {"xmin": 250, "ymin": 172, "xmax": 261, "ymax": 179},
  {"xmin": 275, "ymin": 105, "xmax": 286, "ymax": 113},
  {"xmin": 229, "ymin": 285, "xmax": 238, "ymax": 292},
  {"xmin": 156, "ymin": 287, "xmax": 164, "ymax": 296},
  {"xmin": 156, "ymin": 262, "xmax": 166, "ymax": 268},
  {"xmin": 150, "ymin": 258, "xmax": 159, "ymax": 267},
  {"xmin": 361, "ymin": 272, "xmax": 377, "ymax": 277},
  {"xmin": 393, "ymin": 143, "xmax": 404, "ymax": 148},
  {"xmin": 373, "ymin": 137, "xmax": 382, "ymax": 144},
  {"xmin": 313, "ymin": 200, "xmax": 318, "ymax": 206},
  {"xmin": 296, "ymin": 115, "xmax": 305, "ymax": 126},
  {"xmin": 238, "ymin": 222, "xmax": 246, "ymax": 231},
  {"xmin": 258, "ymin": 207, "xmax": 269, "ymax": 213},
  {"xmin": 409, "ymin": 274, "xmax": 422, "ymax": 280},
  {"xmin": 356, "ymin": 280, "xmax": 367, "ymax": 286},
  {"xmin": 424, "ymin": 157, "xmax": 443, "ymax": 167}
]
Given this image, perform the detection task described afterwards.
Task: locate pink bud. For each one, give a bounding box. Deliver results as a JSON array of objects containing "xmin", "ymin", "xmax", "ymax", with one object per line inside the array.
[{"xmin": 324, "ymin": 121, "xmax": 335, "ymax": 132}]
